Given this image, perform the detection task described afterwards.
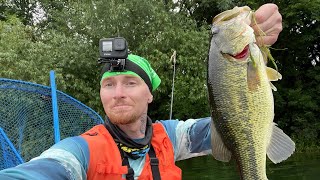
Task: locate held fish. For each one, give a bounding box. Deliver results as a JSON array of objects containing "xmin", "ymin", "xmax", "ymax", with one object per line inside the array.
[{"xmin": 207, "ymin": 6, "xmax": 295, "ymax": 180}]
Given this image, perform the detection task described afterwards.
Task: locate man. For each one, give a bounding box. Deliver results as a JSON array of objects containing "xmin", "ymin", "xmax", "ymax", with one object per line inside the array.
[{"xmin": 0, "ymin": 3, "xmax": 282, "ymax": 180}]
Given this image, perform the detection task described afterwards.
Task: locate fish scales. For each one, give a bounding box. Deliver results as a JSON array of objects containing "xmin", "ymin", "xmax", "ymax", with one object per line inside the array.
[
  {"xmin": 208, "ymin": 45, "xmax": 272, "ymax": 179},
  {"xmin": 208, "ymin": 6, "xmax": 295, "ymax": 180}
]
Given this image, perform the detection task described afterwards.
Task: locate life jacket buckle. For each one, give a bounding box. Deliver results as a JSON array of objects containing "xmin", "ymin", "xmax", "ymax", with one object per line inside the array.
[{"xmin": 150, "ymin": 157, "xmax": 159, "ymax": 166}]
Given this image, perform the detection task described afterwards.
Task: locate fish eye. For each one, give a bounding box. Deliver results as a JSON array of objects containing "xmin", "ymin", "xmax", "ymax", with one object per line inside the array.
[{"xmin": 211, "ymin": 26, "xmax": 219, "ymax": 35}]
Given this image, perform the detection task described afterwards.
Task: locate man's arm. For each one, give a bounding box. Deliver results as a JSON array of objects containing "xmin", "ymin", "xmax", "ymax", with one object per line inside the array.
[
  {"xmin": 0, "ymin": 136, "xmax": 89, "ymax": 180},
  {"xmin": 0, "ymin": 159, "xmax": 72, "ymax": 180},
  {"xmin": 158, "ymin": 117, "xmax": 212, "ymax": 161}
]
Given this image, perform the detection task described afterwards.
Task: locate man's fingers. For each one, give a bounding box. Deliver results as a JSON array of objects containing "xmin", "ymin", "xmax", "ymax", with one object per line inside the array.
[
  {"xmin": 252, "ymin": 11, "xmax": 282, "ymax": 36},
  {"xmin": 256, "ymin": 34, "xmax": 280, "ymax": 46},
  {"xmin": 254, "ymin": 3, "xmax": 279, "ymax": 24},
  {"xmin": 251, "ymin": 3, "xmax": 283, "ymax": 46}
]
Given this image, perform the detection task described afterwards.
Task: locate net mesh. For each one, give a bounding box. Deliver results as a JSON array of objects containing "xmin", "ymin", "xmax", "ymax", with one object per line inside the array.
[
  {"xmin": 0, "ymin": 78, "xmax": 104, "ymax": 170},
  {"xmin": 0, "ymin": 128, "xmax": 23, "ymax": 170}
]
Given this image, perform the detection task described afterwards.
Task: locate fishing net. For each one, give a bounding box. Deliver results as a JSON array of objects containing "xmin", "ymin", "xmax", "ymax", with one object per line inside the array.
[
  {"xmin": 0, "ymin": 78, "xmax": 104, "ymax": 170},
  {"xmin": 0, "ymin": 127, "xmax": 24, "ymax": 170}
]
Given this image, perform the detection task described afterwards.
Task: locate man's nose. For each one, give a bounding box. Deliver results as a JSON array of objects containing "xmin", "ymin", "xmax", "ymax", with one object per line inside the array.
[{"xmin": 113, "ymin": 84, "xmax": 126, "ymax": 99}]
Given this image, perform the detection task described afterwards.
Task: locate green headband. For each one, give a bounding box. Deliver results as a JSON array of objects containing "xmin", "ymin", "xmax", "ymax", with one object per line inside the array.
[{"xmin": 100, "ymin": 54, "xmax": 161, "ymax": 92}]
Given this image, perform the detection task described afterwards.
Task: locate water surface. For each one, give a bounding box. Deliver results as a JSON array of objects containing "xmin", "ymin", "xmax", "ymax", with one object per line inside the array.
[{"xmin": 176, "ymin": 152, "xmax": 320, "ymax": 179}]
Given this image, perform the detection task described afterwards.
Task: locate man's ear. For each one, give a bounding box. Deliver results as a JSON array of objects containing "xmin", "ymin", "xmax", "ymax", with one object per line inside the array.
[{"xmin": 148, "ymin": 95, "xmax": 153, "ymax": 103}]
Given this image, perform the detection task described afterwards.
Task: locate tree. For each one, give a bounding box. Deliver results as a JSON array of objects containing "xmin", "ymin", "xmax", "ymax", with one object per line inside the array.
[
  {"xmin": 0, "ymin": 15, "xmax": 100, "ymax": 111},
  {"xmin": 272, "ymin": 0, "xmax": 320, "ymax": 149}
]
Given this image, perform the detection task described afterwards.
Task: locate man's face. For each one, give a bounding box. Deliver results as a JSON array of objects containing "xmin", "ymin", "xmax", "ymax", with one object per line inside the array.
[{"xmin": 100, "ymin": 75, "xmax": 153, "ymax": 125}]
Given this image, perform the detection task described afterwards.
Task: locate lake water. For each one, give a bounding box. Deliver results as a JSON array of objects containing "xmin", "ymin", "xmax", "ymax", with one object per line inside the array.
[{"xmin": 176, "ymin": 152, "xmax": 320, "ymax": 180}]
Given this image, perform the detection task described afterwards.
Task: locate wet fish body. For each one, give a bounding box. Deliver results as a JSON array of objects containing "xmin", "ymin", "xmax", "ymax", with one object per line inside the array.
[{"xmin": 207, "ymin": 6, "xmax": 295, "ymax": 180}]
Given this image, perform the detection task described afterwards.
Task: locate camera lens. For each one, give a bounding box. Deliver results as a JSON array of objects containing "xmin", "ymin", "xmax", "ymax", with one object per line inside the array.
[{"xmin": 102, "ymin": 41, "xmax": 112, "ymax": 52}]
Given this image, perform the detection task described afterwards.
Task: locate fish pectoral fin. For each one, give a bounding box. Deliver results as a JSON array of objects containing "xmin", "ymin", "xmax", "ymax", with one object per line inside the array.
[
  {"xmin": 210, "ymin": 120, "xmax": 232, "ymax": 162},
  {"xmin": 267, "ymin": 122, "xmax": 295, "ymax": 164},
  {"xmin": 267, "ymin": 67, "xmax": 281, "ymax": 91},
  {"xmin": 266, "ymin": 67, "xmax": 282, "ymax": 81},
  {"xmin": 269, "ymin": 82, "xmax": 277, "ymax": 91}
]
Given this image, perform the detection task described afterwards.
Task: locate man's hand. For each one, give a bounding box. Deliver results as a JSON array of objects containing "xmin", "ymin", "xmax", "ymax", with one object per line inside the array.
[{"xmin": 251, "ymin": 3, "xmax": 282, "ymax": 46}]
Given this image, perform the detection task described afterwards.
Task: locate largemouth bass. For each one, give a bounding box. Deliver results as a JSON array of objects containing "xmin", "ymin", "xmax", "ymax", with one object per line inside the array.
[{"xmin": 207, "ymin": 6, "xmax": 295, "ymax": 180}]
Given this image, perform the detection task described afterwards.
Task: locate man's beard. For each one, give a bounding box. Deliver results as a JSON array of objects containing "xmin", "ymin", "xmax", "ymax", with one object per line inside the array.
[{"xmin": 108, "ymin": 110, "xmax": 139, "ymax": 125}]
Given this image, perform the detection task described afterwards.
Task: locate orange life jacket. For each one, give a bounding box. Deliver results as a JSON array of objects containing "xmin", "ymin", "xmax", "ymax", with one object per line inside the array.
[{"xmin": 81, "ymin": 123, "xmax": 182, "ymax": 180}]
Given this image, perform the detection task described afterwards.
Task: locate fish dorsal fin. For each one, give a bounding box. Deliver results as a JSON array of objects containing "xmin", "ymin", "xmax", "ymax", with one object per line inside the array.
[
  {"xmin": 266, "ymin": 67, "xmax": 282, "ymax": 81},
  {"xmin": 267, "ymin": 123, "xmax": 295, "ymax": 164},
  {"xmin": 210, "ymin": 120, "xmax": 232, "ymax": 162}
]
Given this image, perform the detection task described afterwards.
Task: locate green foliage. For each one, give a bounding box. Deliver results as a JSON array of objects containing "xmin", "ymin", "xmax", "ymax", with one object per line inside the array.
[
  {"xmin": 0, "ymin": 15, "xmax": 101, "ymax": 113},
  {"xmin": 272, "ymin": 0, "xmax": 320, "ymax": 150},
  {"xmin": 137, "ymin": 22, "xmax": 210, "ymax": 119},
  {"xmin": 0, "ymin": 0, "xmax": 38, "ymax": 25}
]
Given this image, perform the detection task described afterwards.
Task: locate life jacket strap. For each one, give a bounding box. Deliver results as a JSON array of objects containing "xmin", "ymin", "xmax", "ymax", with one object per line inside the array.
[
  {"xmin": 119, "ymin": 146, "xmax": 134, "ymax": 180},
  {"xmin": 119, "ymin": 144, "xmax": 161, "ymax": 180},
  {"xmin": 149, "ymin": 145, "xmax": 161, "ymax": 180}
]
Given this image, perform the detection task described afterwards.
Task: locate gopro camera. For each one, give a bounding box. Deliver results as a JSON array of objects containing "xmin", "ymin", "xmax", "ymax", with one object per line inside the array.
[{"xmin": 98, "ymin": 37, "xmax": 128, "ymax": 71}]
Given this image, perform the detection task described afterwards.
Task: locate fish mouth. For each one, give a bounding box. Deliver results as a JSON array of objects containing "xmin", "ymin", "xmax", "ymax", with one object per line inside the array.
[
  {"xmin": 212, "ymin": 6, "xmax": 251, "ymax": 24},
  {"xmin": 223, "ymin": 45, "xmax": 249, "ymax": 61}
]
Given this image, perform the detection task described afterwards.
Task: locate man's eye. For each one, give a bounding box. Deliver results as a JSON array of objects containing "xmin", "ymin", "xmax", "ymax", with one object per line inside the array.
[
  {"xmin": 126, "ymin": 81, "xmax": 137, "ymax": 86},
  {"xmin": 103, "ymin": 82, "xmax": 113, "ymax": 87}
]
